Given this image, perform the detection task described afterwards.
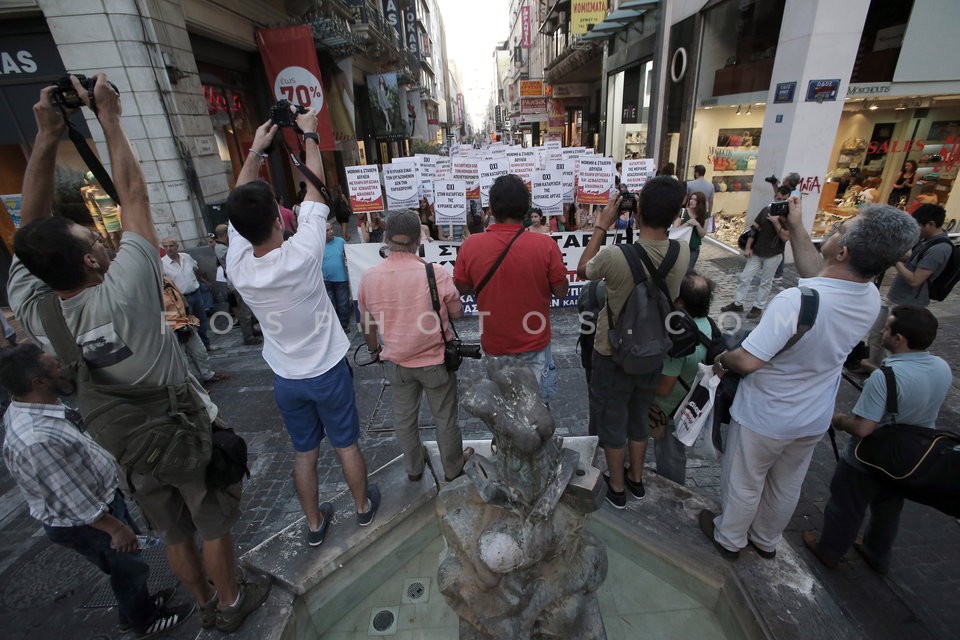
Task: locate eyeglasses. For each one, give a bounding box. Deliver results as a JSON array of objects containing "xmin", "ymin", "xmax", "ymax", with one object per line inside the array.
[{"xmin": 87, "ymin": 235, "xmax": 105, "ymax": 251}]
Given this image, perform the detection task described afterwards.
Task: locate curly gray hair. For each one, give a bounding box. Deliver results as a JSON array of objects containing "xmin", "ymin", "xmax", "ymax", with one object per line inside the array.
[{"xmin": 841, "ymin": 204, "xmax": 919, "ymax": 278}]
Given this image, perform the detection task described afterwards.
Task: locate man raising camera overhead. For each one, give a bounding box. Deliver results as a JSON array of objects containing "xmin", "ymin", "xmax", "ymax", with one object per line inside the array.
[{"xmin": 225, "ymin": 105, "xmax": 379, "ymax": 548}]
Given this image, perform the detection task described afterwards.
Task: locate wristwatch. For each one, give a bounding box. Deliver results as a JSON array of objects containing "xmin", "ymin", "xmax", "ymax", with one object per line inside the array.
[{"xmin": 303, "ymin": 132, "xmax": 319, "ymax": 143}]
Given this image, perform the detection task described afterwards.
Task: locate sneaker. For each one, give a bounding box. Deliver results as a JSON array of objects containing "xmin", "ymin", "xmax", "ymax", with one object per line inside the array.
[
  {"xmin": 215, "ymin": 574, "xmax": 272, "ymax": 633},
  {"xmin": 698, "ymin": 509, "xmax": 739, "ymax": 560},
  {"xmin": 199, "ymin": 593, "xmax": 218, "ymax": 629},
  {"xmin": 602, "ymin": 473, "xmax": 626, "ymax": 510},
  {"xmin": 119, "ymin": 588, "xmax": 178, "ymax": 632},
  {"xmin": 357, "ymin": 485, "xmax": 381, "ymax": 527},
  {"xmin": 746, "ymin": 307, "xmax": 763, "ymax": 320},
  {"xmin": 307, "ymin": 502, "xmax": 334, "ymax": 547},
  {"xmin": 624, "ymin": 469, "xmax": 645, "ymax": 500},
  {"xmin": 720, "ymin": 302, "xmax": 743, "ymax": 313},
  {"xmin": 136, "ymin": 602, "xmax": 195, "ymax": 638}
]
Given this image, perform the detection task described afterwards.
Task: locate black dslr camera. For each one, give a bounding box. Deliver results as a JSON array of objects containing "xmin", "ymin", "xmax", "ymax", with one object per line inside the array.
[
  {"xmin": 443, "ymin": 339, "xmax": 482, "ymax": 372},
  {"xmin": 769, "ymin": 201, "xmax": 789, "ymax": 216},
  {"xmin": 269, "ymin": 99, "xmax": 309, "ymax": 128},
  {"xmin": 52, "ymin": 74, "xmax": 119, "ymax": 110},
  {"xmin": 619, "ymin": 190, "xmax": 637, "ymax": 213}
]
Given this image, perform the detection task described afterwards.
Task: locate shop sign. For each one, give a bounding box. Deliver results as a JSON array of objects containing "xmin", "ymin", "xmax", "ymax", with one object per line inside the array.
[
  {"xmin": 805, "ymin": 79, "xmax": 841, "ymax": 102},
  {"xmin": 774, "ymin": 82, "xmax": 796, "ymax": 104},
  {"xmin": 520, "ymin": 80, "xmax": 543, "ymax": 97},
  {"xmin": 257, "ymin": 26, "xmax": 337, "ymax": 151},
  {"xmin": 382, "ymin": 0, "xmax": 403, "ymax": 44},
  {"xmin": 571, "ymin": 0, "xmax": 608, "ymax": 36},
  {"xmin": 403, "ymin": 3, "xmax": 420, "ymax": 58},
  {"xmin": 550, "ymin": 83, "xmax": 591, "ymax": 99},
  {"xmin": 521, "ymin": 97, "xmax": 548, "ymax": 113},
  {"xmin": 847, "ymin": 83, "xmax": 892, "ymax": 96},
  {"xmin": 521, "ymin": 4, "xmax": 531, "ymax": 49}
]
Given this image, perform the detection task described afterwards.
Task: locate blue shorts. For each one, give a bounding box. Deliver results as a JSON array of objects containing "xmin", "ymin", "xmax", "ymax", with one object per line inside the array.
[{"xmin": 274, "ymin": 358, "xmax": 361, "ymax": 451}]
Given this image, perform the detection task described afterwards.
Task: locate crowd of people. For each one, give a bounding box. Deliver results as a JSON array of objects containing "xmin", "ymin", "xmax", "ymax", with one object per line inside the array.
[{"xmin": 1, "ymin": 74, "xmax": 956, "ymax": 638}]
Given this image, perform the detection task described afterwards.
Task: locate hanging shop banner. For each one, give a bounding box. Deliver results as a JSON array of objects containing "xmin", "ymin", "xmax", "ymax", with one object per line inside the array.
[
  {"xmin": 571, "ymin": 0, "xmax": 608, "ymax": 35},
  {"xmin": 367, "ymin": 72, "xmax": 406, "ymax": 138},
  {"xmin": 256, "ymin": 25, "xmax": 336, "ymax": 151},
  {"xmin": 532, "ymin": 170, "xmax": 564, "ymax": 217},
  {"xmin": 521, "ymin": 4, "xmax": 531, "ymax": 49},
  {"xmin": 383, "ymin": 163, "xmax": 420, "ymax": 209},
  {"xmin": 520, "ymin": 80, "xmax": 543, "ymax": 97},
  {"xmin": 621, "ymin": 158, "xmax": 656, "ymax": 192},
  {"xmin": 403, "ymin": 2, "xmax": 420, "ymax": 58},
  {"xmin": 434, "ymin": 180, "xmax": 468, "ymax": 225},
  {"xmin": 452, "ymin": 159, "xmax": 480, "ymax": 200},
  {"xmin": 382, "ymin": 0, "xmax": 403, "ymax": 44},
  {"xmin": 577, "ymin": 156, "xmax": 615, "ymax": 205},
  {"xmin": 344, "ymin": 165, "xmax": 384, "ymax": 214},
  {"xmin": 545, "ymin": 160, "xmax": 575, "ymax": 204},
  {"xmin": 478, "ymin": 159, "xmax": 510, "ymax": 207},
  {"xmin": 328, "ymin": 57, "xmax": 357, "ymax": 142}
]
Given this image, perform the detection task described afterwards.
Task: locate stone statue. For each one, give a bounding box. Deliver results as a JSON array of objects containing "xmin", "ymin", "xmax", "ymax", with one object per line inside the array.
[{"xmin": 437, "ymin": 357, "xmax": 608, "ymax": 639}]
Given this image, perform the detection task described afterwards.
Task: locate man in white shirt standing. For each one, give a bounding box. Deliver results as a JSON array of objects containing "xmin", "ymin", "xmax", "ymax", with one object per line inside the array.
[
  {"xmin": 161, "ymin": 238, "xmax": 213, "ymax": 351},
  {"xmin": 226, "ymin": 108, "xmax": 379, "ymax": 547},
  {"xmin": 702, "ymin": 202, "xmax": 919, "ymax": 561}
]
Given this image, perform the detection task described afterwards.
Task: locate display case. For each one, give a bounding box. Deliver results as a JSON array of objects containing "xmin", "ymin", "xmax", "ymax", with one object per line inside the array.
[{"xmin": 710, "ymin": 127, "xmax": 762, "ymax": 246}]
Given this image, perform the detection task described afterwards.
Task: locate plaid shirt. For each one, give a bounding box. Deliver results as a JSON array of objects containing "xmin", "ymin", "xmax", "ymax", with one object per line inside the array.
[{"xmin": 2, "ymin": 401, "xmax": 118, "ymax": 527}]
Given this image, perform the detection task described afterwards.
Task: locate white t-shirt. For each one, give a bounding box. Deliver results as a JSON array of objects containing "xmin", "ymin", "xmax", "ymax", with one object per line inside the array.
[
  {"xmin": 731, "ymin": 276, "xmax": 880, "ymax": 439},
  {"xmin": 226, "ymin": 200, "xmax": 349, "ymax": 379},
  {"xmin": 161, "ymin": 252, "xmax": 200, "ymax": 295}
]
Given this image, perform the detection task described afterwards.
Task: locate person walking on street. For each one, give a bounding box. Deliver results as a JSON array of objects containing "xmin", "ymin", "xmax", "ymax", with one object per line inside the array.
[{"xmin": 323, "ymin": 222, "xmax": 353, "ymax": 333}]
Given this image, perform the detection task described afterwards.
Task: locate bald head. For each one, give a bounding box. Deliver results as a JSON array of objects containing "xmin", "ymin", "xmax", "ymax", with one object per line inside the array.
[
  {"xmin": 215, "ymin": 224, "xmax": 228, "ymax": 241},
  {"xmin": 160, "ymin": 237, "xmax": 179, "ymax": 257},
  {"xmin": 677, "ymin": 272, "xmax": 714, "ymax": 318}
]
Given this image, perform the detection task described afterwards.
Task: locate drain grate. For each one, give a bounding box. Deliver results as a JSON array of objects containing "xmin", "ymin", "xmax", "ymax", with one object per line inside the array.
[
  {"xmin": 368, "ymin": 606, "xmax": 398, "ymax": 636},
  {"xmin": 80, "ymin": 545, "xmax": 177, "ymax": 609},
  {"xmin": 401, "ymin": 577, "xmax": 430, "ymax": 604}
]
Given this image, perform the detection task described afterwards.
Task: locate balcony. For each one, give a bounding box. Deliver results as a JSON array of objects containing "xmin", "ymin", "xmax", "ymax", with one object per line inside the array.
[{"xmin": 347, "ymin": 0, "xmax": 407, "ymax": 64}]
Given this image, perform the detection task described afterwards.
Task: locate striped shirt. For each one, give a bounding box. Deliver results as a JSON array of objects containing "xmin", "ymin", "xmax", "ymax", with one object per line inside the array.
[{"xmin": 2, "ymin": 401, "xmax": 118, "ymax": 527}]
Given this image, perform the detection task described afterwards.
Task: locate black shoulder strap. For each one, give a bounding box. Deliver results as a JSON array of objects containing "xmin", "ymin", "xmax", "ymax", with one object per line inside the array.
[
  {"xmin": 912, "ymin": 235, "xmax": 953, "ymax": 263},
  {"xmin": 776, "ymin": 286, "xmax": 819, "ymax": 355},
  {"xmin": 880, "ymin": 365, "xmax": 899, "ymax": 418},
  {"xmin": 38, "ymin": 294, "xmax": 83, "ymax": 363},
  {"xmin": 474, "ymin": 226, "xmax": 525, "ymax": 298},
  {"xmin": 425, "ymin": 263, "xmax": 457, "ymax": 346},
  {"xmin": 63, "ymin": 118, "xmax": 121, "ymax": 205},
  {"xmin": 634, "ymin": 241, "xmax": 680, "ymax": 304},
  {"xmin": 607, "ymin": 244, "xmax": 647, "ymax": 329}
]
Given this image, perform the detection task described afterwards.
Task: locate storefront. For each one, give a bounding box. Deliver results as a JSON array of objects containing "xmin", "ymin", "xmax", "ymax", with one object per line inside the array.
[
  {"xmin": 817, "ymin": 94, "xmax": 960, "ymax": 237},
  {"xmin": 606, "ymin": 61, "xmax": 653, "ymax": 162}
]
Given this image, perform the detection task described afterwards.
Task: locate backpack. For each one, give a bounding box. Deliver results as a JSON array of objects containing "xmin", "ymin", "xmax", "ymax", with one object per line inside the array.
[
  {"xmin": 576, "ymin": 280, "xmax": 607, "ymax": 370},
  {"xmin": 606, "ymin": 242, "xmax": 686, "ymax": 375},
  {"xmin": 912, "ymin": 236, "xmax": 960, "ymax": 301},
  {"xmin": 39, "ymin": 295, "xmax": 213, "ymax": 486},
  {"xmin": 854, "ymin": 366, "xmax": 960, "ymax": 517},
  {"xmin": 630, "ymin": 243, "xmax": 703, "ymax": 359}
]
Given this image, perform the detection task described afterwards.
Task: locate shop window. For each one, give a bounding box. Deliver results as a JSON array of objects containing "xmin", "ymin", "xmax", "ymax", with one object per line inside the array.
[{"xmin": 850, "ymin": 0, "xmax": 913, "ymax": 83}]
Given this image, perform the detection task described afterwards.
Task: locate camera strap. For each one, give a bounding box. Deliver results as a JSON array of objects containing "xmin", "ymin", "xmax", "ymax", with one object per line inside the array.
[
  {"xmin": 63, "ymin": 118, "xmax": 122, "ymax": 205},
  {"xmin": 473, "ymin": 226, "xmax": 525, "ymax": 298},
  {"xmin": 425, "ymin": 262, "xmax": 459, "ymax": 349},
  {"xmin": 274, "ymin": 134, "xmax": 330, "ymax": 202}
]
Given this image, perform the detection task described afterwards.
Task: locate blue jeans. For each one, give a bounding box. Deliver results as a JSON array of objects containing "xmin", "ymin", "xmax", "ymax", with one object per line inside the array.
[
  {"xmin": 324, "ymin": 280, "xmax": 352, "ymax": 330},
  {"xmin": 687, "ymin": 247, "xmax": 701, "ymax": 274},
  {"xmin": 44, "ymin": 492, "xmax": 156, "ymax": 631},
  {"xmin": 184, "ymin": 288, "xmax": 211, "ymax": 347},
  {"xmin": 507, "ymin": 344, "xmax": 558, "ymax": 403}
]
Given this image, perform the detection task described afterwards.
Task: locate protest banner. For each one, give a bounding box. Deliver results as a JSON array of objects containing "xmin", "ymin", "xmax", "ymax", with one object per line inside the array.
[
  {"xmin": 577, "ymin": 156, "xmax": 615, "ymax": 205},
  {"xmin": 531, "ymin": 170, "xmax": 565, "ymax": 217},
  {"xmin": 344, "ymin": 165, "xmax": 384, "ymax": 213},
  {"xmin": 478, "ymin": 159, "xmax": 510, "ymax": 207},
  {"xmin": 621, "ymin": 158, "xmax": 656, "ymax": 192},
  {"xmin": 382, "ymin": 163, "xmax": 420, "ymax": 209},
  {"xmin": 433, "ymin": 180, "xmax": 468, "ymax": 226}
]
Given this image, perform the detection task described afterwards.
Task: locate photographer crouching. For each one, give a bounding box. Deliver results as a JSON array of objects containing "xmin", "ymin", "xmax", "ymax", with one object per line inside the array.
[{"xmin": 357, "ymin": 210, "xmax": 474, "ymax": 483}]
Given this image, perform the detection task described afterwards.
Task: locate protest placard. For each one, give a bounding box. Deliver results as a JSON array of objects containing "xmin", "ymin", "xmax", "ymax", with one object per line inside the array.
[
  {"xmin": 621, "ymin": 158, "xmax": 656, "ymax": 192},
  {"xmin": 545, "ymin": 160, "xmax": 575, "ymax": 204},
  {"xmin": 382, "ymin": 163, "xmax": 420, "ymax": 209},
  {"xmin": 478, "ymin": 159, "xmax": 510, "ymax": 207},
  {"xmin": 531, "ymin": 170, "xmax": 565, "ymax": 217},
  {"xmin": 433, "ymin": 180, "xmax": 468, "ymax": 225},
  {"xmin": 344, "ymin": 165, "xmax": 384, "ymax": 213},
  {"xmin": 576, "ymin": 156, "xmax": 615, "ymax": 205},
  {"xmin": 452, "ymin": 159, "xmax": 480, "ymax": 200}
]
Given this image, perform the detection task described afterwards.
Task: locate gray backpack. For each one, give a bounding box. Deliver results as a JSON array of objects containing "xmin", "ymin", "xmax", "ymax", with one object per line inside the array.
[{"xmin": 606, "ymin": 242, "xmax": 680, "ymax": 375}]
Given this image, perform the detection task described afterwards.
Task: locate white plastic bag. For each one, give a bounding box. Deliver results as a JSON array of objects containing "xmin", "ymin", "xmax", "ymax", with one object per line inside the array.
[{"xmin": 673, "ymin": 363, "xmax": 721, "ymax": 447}]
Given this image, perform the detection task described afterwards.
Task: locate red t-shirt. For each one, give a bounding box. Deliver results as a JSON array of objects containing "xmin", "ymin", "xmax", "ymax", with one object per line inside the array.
[{"xmin": 454, "ymin": 223, "xmax": 568, "ymax": 354}]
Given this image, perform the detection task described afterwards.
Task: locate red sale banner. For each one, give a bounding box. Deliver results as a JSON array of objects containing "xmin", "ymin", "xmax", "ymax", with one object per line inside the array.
[{"xmin": 256, "ymin": 26, "xmax": 336, "ymax": 151}]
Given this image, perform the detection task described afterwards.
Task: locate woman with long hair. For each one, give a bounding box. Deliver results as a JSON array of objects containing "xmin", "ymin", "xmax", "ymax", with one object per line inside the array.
[
  {"xmin": 680, "ymin": 191, "xmax": 709, "ymax": 272},
  {"xmin": 888, "ymin": 159, "xmax": 918, "ymax": 206}
]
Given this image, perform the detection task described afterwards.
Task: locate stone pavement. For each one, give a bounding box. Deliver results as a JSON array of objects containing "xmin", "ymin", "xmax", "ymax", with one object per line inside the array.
[{"xmin": 0, "ymin": 241, "xmax": 958, "ymax": 639}]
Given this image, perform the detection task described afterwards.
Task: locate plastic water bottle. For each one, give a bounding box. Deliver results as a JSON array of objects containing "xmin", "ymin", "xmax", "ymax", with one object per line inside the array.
[{"xmin": 137, "ymin": 535, "xmax": 163, "ymax": 549}]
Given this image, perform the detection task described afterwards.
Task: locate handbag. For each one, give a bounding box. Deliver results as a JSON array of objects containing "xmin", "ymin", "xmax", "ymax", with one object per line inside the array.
[
  {"xmin": 854, "ymin": 366, "xmax": 960, "ymax": 517},
  {"xmin": 672, "ymin": 363, "xmax": 721, "ymax": 447}
]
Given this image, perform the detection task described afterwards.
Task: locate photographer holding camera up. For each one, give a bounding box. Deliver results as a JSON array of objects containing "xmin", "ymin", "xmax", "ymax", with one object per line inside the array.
[
  {"xmin": 357, "ymin": 210, "xmax": 473, "ymax": 483},
  {"xmin": 721, "ymin": 185, "xmax": 792, "ymax": 320},
  {"xmin": 225, "ymin": 105, "xmax": 379, "ymax": 547}
]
